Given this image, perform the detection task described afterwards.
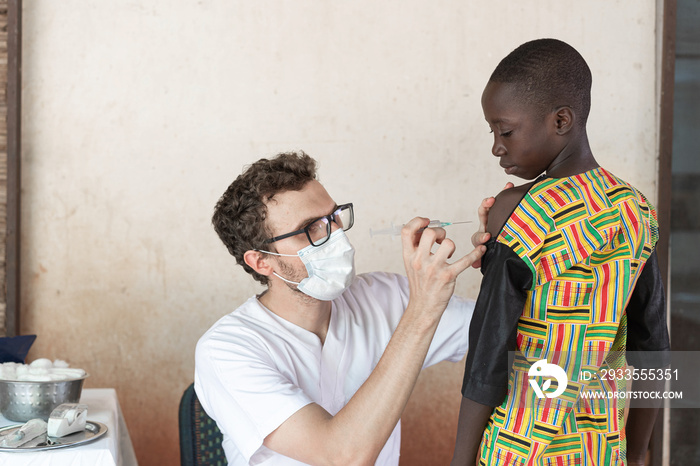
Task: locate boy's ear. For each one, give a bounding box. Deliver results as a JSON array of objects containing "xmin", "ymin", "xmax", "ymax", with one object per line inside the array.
[
  {"xmin": 244, "ymin": 250, "xmax": 274, "ymax": 277},
  {"xmin": 554, "ymin": 106, "xmax": 575, "ymax": 135}
]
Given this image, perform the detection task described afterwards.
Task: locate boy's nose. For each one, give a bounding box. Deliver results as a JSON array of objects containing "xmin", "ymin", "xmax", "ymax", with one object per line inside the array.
[{"xmin": 492, "ymin": 139, "xmax": 506, "ymax": 156}]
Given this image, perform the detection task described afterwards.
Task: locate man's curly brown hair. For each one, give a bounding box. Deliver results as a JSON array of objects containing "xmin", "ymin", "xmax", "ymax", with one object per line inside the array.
[{"xmin": 212, "ymin": 151, "xmax": 318, "ymax": 285}]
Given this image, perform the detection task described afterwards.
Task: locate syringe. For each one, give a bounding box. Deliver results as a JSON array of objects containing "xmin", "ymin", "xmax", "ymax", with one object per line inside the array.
[{"xmin": 369, "ymin": 220, "xmax": 472, "ymax": 237}]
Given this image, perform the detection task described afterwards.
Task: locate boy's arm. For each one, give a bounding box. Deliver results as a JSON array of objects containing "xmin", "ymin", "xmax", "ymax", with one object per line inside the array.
[
  {"xmin": 625, "ymin": 380, "xmax": 665, "ymax": 466},
  {"xmin": 470, "ymin": 181, "xmax": 515, "ymax": 268},
  {"xmin": 451, "ymin": 398, "xmax": 493, "ymax": 466},
  {"xmin": 625, "ymin": 251, "xmax": 671, "ymax": 464},
  {"xmin": 452, "ymin": 189, "xmax": 533, "ymax": 465},
  {"xmin": 483, "ymin": 183, "xmax": 534, "ymax": 239}
]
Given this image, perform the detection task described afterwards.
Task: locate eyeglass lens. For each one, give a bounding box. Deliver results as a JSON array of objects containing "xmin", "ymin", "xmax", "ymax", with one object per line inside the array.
[{"xmin": 306, "ymin": 205, "xmax": 353, "ymax": 246}]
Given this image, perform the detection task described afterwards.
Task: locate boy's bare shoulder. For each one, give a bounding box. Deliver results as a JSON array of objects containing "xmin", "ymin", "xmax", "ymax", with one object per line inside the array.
[{"xmin": 487, "ymin": 181, "xmax": 538, "ymax": 237}]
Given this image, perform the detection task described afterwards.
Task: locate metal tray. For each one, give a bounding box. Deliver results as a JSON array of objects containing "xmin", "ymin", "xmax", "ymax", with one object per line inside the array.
[{"xmin": 0, "ymin": 421, "xmax": 107, "ymax": 452}]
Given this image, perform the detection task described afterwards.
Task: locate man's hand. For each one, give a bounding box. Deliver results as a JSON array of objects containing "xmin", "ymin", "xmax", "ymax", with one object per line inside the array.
[
  {"xmin": 469, "ymin": 197, "xmax": 495, "ymax": 269},
  {"xmin": 470, "ymin": 182, "xmax": 514, "ymax": 268},
  {"xmin": 401, "ymin": 217, "xmax": 486, "ymax": 316}
]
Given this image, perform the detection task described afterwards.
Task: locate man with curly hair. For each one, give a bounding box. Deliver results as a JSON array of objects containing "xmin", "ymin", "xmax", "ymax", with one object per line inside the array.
[{"xmin": 195, "ymin": 150, "xmax": 491, "ymax": 465}]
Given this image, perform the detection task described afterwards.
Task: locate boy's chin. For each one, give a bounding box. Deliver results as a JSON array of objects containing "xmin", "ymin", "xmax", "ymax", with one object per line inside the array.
[{"xmin": 510, "ymin": 173, "xmax": 538, "ymax": 180}]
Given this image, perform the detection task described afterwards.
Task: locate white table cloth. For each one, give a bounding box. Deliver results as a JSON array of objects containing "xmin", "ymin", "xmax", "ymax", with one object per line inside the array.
[{"xmin": 0, "ymin": 388, "xmax": 138, "ymax": 466}]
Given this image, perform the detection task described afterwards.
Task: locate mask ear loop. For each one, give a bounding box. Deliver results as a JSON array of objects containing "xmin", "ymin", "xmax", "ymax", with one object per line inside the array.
[
  {"xmin": 255, "ymin": 249, "xmax": 303, "ymax": 285},
  {"xmin": 272, "ymin": 272, "xmax": 301, "ymax": 285},
  {"xmin": 255, "ymin": 249, "xmax": 298, "ymax": 257}
]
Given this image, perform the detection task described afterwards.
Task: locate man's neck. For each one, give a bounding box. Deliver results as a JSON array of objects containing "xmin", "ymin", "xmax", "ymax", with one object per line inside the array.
[{"xmin": 258, "ymin": 286, "xmax": 332, "ymax": 345}]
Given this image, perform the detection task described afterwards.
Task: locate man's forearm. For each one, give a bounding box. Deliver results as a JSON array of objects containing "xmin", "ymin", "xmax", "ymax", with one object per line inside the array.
[
  {"xmin": 264, "ymin": 303, "xmax": 443, "ymax": 465},
  {"xmin": 451, "ymin": 396, "xmax": 493, "ymax": 466},
  {"xmin": 331, "ymin": 304, "xmax": 442, "ymax": 461}
]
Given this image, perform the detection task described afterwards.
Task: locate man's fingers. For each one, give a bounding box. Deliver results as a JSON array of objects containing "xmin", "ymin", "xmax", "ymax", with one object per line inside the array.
[
  {"xmin": 401, "ymin": 217, "xmax": 430, "ymax": 249},
  {"xmin": 432, "ymin": 237, "xmax": 456, "ymax": 263},
  {"xmin": 476, "ymin": 184, "xmax": 512, "ymax": 234},
  {"xmin": 471, "ymin": 231, "xmax": 491, "ymax": 249},
  {"xmin": 450, "ymin": 245, "xmax": 487, "ymax": 275},
  {"xmin": 419, "ymin": 226, "xmax": 446, "ymax": 251},
  {"xmin": 477, "ymin": 197, "xmax": 496, "ymax": 233}
]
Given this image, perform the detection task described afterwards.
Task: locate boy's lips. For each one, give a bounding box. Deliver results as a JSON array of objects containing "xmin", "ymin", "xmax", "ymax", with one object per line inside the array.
[{"xmin": 500, "ymin": 163, "xmax": 517, "ymax": 175}]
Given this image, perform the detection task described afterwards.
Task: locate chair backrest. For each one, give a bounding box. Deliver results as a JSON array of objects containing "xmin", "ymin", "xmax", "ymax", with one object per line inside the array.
[{"xmin": 179, "ymin": 383, "xmax": 226, "ymax": 466}]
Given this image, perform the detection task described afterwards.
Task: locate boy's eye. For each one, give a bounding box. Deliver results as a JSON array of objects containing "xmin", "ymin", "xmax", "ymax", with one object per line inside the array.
[{"xmin": 500, "ymin": 131, "xmax": 513, "ymax": 138}]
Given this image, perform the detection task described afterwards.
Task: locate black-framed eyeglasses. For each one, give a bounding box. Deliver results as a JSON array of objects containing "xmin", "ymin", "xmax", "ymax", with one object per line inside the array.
[{"xmin": 264, "ymin": 203, "xmax": 354, "ymax": 247}]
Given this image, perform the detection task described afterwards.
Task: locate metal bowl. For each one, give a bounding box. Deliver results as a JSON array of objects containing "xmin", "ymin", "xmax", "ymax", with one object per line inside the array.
[{"xmin": 0, "ymin": 375, "xmax": 88, "ymax": 422}]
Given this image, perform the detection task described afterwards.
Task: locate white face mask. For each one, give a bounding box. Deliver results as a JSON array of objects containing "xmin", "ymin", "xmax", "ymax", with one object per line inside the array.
[{"xmin": 261, "ymin": 229, "xmax": 356, "ymax": 301}]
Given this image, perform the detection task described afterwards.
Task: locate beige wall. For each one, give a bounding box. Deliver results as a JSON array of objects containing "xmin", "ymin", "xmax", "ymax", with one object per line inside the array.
[{"xmin": 20, "ymin": 1, "xmax": 661, "ymax": 465}]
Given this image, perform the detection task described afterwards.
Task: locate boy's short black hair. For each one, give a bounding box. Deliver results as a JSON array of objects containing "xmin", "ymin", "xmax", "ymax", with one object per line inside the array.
[{"xmin": 490, "ymin": 38, "xmax": 592, "ymax": 126}]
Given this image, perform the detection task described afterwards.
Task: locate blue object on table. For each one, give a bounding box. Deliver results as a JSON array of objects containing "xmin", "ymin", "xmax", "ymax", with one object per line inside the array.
[{"xmin": 0, "ymin": 335, "xmax": 37, "ymax": 363}]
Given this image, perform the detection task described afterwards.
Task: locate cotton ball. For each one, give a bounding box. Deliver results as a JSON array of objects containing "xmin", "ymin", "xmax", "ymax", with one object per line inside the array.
[
  {"xmin": 29, "ymin": 358, "xmax": 53, "ymax": 369},
  {"xmin": 18, "ymin": 373, "xmax": 52, "ymax": 382},
  {"xmin": 16, "ymin": 365, "xmax": 29, "ymax": 376},
  {"xmin": 0, "ymin": 363, "xmax": 22, "ymax": 380},
  {"xmin": 53, "ymin": 359, "xmax": 70, "ymax": 369},
  {"xmin": 28, "ymin": 367, "xmax": 50, "ymax": 376},
  {"xmin": 51, "ymin": 368, "xmax": 86, "ymax": 379}
]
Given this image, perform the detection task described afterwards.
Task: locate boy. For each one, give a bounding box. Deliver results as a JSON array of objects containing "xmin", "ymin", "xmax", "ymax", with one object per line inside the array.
[{"xmin": 452, "ymin": 39, "xmax": 670, "ymax": 466}]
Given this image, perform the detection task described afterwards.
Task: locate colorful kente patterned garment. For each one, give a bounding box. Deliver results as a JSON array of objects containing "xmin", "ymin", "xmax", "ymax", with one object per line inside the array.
[{"xmin": 462, "ymin": 167, "xmax": 669, "ymax": 466}]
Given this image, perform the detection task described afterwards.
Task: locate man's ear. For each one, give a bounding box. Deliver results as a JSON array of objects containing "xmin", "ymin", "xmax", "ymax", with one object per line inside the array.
[
  {"xmin": 244, "ymin": 250, "xmax": 274, "ymax": 277},
  {"xmin": 554, "ymin": 106, "xmax": 575, "ymax": 135}
]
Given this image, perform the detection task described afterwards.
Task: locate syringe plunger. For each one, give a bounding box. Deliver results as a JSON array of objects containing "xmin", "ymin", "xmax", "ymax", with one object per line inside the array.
[
  {"xmin": 369, "ymin": 223, "xmax": 403, "ymax": 237},
  {"xmin": 369, "ymin": 220, "xmax": 466, "ymax": 237}
]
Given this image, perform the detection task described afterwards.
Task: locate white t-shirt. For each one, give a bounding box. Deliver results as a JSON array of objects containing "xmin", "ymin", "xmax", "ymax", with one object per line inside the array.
[{"xmin": 194, "ymin": 272, "xmax": 474, "ymax": 465}]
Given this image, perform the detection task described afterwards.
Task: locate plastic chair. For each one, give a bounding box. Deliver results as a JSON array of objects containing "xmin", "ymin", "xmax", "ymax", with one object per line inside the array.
[{"xmin": 179, "ymin": 383, "xmax": 226, "ymax": 466}]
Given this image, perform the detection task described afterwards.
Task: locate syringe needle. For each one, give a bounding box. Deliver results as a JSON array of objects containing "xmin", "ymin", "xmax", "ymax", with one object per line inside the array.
[
  {"xmin": 444, "ymin": 221, "xmax": 472, "ymax": 226},
  {"xmin": 370, "ymin": 220, "xmax": 472, "ymax": 237},
  {"xmin": 428, "ymin": 220, "xmax": 472, "ymax": 228}
]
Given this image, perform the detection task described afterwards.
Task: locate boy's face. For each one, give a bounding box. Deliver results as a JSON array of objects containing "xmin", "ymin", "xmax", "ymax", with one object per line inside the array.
[{"xmin": 481, "ymin": 81, "xmax": 563, "ymax": 180}]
